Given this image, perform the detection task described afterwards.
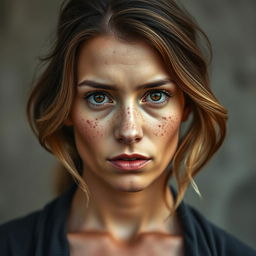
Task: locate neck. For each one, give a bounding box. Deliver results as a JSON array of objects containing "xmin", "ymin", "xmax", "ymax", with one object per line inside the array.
[{"xmin": 68, "ymin": 170, "xmax": 180, "ymax": 242}]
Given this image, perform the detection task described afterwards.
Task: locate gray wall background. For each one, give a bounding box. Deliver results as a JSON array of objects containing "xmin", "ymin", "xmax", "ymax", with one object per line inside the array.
[{"xmin": 0, "ymin": 0, "xmax": 255, "ymax": 249}]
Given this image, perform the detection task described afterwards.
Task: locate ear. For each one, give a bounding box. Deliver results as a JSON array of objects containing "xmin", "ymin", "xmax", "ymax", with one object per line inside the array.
[
  {"xmin": 182, "ymin": 106, "xmax": 191, "ymax": 122},
  {"xmin": 64, "ymin": 116, "xmax": 73, "ymax": 126}
]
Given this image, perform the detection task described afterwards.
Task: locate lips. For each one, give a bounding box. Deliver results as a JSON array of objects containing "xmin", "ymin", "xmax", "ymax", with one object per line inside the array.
[
  {"xmin": 109, "ymin": 153, "xmax": 151, "ymax": 161},
  {"xmin": 107, "ymin": 153, "xmax": 152, "ymax": 171}
]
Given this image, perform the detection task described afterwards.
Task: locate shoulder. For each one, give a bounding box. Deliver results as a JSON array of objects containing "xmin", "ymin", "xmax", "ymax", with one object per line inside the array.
[
  {"xmin": 181, "ymin": 203, "xmax": 256, "ymax": 256},
  {"xmin": 0, "ymin": 194, "xmax": 66, "ymax": 255},
  {"xmin": 0, "ymin": 186, "xmax": 75, "ymax": 255},
  {"xmin": 0, "ymin": 210, "xmax": 41, "ymax": 255},
  {"xmin": 0, "ymin": 194, "xmax": 60, "ymax": 235}
]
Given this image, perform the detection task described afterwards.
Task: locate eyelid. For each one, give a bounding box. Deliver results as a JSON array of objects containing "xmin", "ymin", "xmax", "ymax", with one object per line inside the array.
[
  {"xmin": 143, "ymin": 89, "xmax": 173, "ymax": 98},
  {"xmin": 83, "ymin": 88, "xmax": 172, "ymax": 97},
  {"xmin": 84, "ymin": 90, "xmax": 112, "ymax": 100}
]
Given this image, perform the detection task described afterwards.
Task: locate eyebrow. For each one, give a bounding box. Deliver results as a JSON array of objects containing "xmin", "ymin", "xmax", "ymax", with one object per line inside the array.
[{"xmin": 77, "ymin": 79, "xmax": 172, "ymax": 90}]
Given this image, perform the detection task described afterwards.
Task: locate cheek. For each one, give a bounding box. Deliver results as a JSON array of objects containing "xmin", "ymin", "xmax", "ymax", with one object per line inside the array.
[
  {"xmin": 74, "ymin": 115, "xmax": 105, "ymax": 142},
  {"xmin": 151, "ymin": 114, "xmax": 181, "ymax": 137}
]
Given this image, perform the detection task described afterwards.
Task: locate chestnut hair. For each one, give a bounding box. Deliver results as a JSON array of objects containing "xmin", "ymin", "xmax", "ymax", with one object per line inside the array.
[{"xmin": 27, "ymin": 0, "xmax": 227, "ymax": 209}]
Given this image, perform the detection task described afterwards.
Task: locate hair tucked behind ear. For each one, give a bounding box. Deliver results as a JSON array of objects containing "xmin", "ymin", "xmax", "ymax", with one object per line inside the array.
[{"xmin": 27, "ymin": 0, "xmax": 227, "ymax": 209}]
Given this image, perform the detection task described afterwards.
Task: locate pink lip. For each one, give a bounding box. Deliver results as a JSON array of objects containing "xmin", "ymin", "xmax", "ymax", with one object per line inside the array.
[
  {"xmin": 108, "ymin": 153, "xmax": 151, "ymax": 161},
  {"xmin": 108, "ymin": 159, "xmax": 151, "ymax": 171}
]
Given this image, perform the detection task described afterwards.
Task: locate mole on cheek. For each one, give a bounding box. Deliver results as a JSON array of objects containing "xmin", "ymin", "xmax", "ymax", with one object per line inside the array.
[
  {"xmin": 79, "ymin": 119, "xmax": 93, "ymax": 137},
  {"xmin": 85, "ymin": 119, "xmax": 93, "ymax": 129},
  {"xmin": 83, "ymin": 119, "xmax": 103, "ymax": 137},
  {"xmin": 94, "ymin": 118, "xmax": 105, "ymax": 137},
  {"xmin": 160, "ymin": 116, "xmax": 168, "ymax": 137},
  {"xmin": 92, "ymin": 120, "xmax": 98, "ymax": 128},
  {"xmin": 153, "ymin": 116, "xmax": 176, "ymax": 137}
]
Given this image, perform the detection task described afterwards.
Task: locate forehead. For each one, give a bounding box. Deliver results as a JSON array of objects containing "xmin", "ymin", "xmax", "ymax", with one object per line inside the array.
[{"xmin": 77, "ymin": 35, "xmax": 169, "ymax": 79}]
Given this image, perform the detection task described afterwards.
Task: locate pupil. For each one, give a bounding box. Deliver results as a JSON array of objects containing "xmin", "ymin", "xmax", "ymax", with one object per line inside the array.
[
  {"xmin": 94, "ymin": 94, "xmax": 105, "ymax": 103},
  {"xmin": 150, "ymin": 92, "xmax": 161, "ymax": 101}
]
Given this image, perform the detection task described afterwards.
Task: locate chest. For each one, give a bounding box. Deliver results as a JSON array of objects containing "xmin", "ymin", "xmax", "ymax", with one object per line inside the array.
[{"xmin": 67, "ymin": 233, "xmax": 184, "ymax": 256}]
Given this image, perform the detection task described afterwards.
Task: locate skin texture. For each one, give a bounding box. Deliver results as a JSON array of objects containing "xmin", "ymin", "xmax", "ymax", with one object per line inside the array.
[{"xmin": 66, "ymin": 35, "xmax": 186, "ymax": 255}]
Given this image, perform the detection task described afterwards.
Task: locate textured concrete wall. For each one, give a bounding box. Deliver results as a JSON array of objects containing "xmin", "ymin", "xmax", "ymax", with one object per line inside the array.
[{"xmin": 1, "ymin": 0, "xmax": 255, "ymax": 249}]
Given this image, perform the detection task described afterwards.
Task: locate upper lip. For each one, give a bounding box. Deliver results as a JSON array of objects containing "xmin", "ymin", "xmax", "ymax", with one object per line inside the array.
[{"xmin": 108, "ymin": 153, "xmax": 151, "ymax": 161}]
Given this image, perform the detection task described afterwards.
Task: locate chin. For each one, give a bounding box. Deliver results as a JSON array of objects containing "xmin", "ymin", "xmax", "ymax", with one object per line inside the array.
[
  {"xmin": 108, "ymin": 177, "xmax": 151, "ymax": 193},
  {"xmin": 114, "ymin": 186, "xmax": 146, "ymax": 193}
]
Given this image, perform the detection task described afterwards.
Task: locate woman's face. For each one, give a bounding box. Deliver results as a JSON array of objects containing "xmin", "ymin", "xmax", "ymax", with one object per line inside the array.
[{"xmin": 68, "ymin": 35, "xmax": 186, "ymax": 192}]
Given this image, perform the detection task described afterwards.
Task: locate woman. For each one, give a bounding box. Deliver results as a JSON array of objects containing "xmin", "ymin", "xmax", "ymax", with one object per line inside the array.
[{"xmin": 0, "ymin": 0, "xmax": 255, "ymax": 255}]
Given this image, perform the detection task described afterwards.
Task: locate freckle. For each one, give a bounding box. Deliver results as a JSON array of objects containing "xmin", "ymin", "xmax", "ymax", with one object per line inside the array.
[
  {"xmin": 86, "ymin": 120, "xmax": 90, "ymax": 124},
  {"xmin": 158, "ymin": 125, "xmax": 161, "ymax": 128},
  {"xmin": 161, "ymin": 117, "xmax": 167, "ymax": 120},
  {"xmin": 161, "ymin": 133, "xmax": 164, "ymax": 136}
]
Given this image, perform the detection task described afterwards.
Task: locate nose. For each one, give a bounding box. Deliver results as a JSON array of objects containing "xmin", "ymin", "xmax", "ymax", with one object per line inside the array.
[{"xmin": 114, "ymin": 106, "xmax": 143, "ymax": 145}]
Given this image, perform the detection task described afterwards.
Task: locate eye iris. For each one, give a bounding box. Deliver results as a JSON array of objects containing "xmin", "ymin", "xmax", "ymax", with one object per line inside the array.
[
  {"xmin": 150, "ymin": 92, "xmax": 161, "ymax": 101},
  {"xmin": 94, "ymin": 94, "xmax": 105, "ymax": 103}
]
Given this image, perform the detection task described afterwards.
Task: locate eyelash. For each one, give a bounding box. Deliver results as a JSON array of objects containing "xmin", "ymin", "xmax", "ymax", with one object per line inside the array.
[{"xmin": 83, "ymin": 89, "xmax": 173, "ymax": 108}]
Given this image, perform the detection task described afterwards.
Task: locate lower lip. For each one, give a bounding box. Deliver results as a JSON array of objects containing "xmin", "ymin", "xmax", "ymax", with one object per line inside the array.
[{"xmin": 108, "ymin": 159, "xmax": 151, "ymax": 171}]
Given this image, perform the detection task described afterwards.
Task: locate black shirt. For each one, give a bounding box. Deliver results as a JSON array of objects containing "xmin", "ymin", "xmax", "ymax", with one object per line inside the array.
[{"xmin": 0, "ymin": 184, "xmax": 255, "ymax": 255}]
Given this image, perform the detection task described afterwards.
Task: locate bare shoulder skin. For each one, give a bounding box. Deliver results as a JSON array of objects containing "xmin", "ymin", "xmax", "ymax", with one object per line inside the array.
[{"xmin": 65, "ymin": 35, "xmax": 188, "ymax": 256}]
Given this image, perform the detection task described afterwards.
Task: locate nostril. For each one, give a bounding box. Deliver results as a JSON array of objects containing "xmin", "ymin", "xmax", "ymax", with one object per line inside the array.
[
  {"xmin": 117, "ymin": 136, "xmax": 142, "ymax": 144},
  {"xmin": 114, "ymin": 114, "xmax": 143, "ymax": 144}
]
